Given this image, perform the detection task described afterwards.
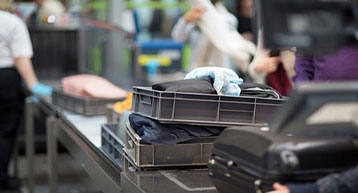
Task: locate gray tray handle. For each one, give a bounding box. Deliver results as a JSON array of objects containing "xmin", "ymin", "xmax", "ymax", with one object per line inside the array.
[{"xmin": 140, "ymin": 95, "xmax": 152, "ymax": 105}]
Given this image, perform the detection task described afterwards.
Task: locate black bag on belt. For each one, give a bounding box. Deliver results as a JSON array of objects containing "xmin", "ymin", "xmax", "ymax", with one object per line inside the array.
[{"xmin": 208, "ymin": 127, "xmax": 358, "ymax": 193}]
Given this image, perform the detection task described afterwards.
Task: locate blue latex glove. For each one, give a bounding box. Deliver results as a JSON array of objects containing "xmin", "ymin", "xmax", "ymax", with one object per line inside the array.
[{"xmin": 31, "ymin": 82, "xmax": 53, "ymax": 96}]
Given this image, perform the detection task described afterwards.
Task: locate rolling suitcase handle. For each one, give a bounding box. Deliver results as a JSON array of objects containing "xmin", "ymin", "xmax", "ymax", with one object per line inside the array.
[{"xmin": 210, "ymin": 156, "xmax": 267, "ymax": 193}]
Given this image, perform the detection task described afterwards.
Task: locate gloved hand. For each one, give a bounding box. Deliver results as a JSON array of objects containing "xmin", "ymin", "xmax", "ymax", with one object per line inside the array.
[{"xmin": 31, "ymin": 82, "xmax": 53, "ymax": 96}]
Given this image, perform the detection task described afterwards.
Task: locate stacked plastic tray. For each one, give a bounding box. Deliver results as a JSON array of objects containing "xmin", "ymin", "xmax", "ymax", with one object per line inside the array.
[
  {"xmin": 105, "ymin": 104, "xmax": 121, "ymax": 123},
  {"xmin": 102, "ymin": 122, "xmax": 217, "ymax": 170},
  {"xmin": 101, "ymin": 124, "xmax": 125, "ymax": 169},
  {"xmin": 124, "ymin": 123, "xmax": 216, "ymax": 168},
  {"xmin": 132, "ymin": 87, "xmax": 285, "ymax": 126},
  {"xmin": 52, "ymin": 88, "xmax": 123, "ymax": 116},
  {"xmin": 103, "ymin": 86, "xmax": 286, "ymax": 170}
]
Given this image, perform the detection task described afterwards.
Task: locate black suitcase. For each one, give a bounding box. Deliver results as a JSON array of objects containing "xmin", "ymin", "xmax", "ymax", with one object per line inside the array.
[
  {"xmin": 208, "ymin": 83, "xmax": 358, "ymax": 193},
  {"xmin": 208, "ymin": 127, "xmax": 358, "ymax": 193}
]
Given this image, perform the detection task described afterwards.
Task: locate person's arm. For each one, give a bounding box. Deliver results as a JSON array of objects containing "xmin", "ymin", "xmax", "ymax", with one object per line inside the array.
[
  {"xmin": 172, "ymin": 5, "xmax": 205, "ymax": 43},
  {"xmin": 267, "ymin": 166, "xmax": 358, "ymax": 193},
  {"xmin": 14, "ymin": 57, "xmax": 52, "ymax": 96},
  {"xmin": 10, "ymin": 16, "xmax": 36, "ymax": 88},
  {"xmin": 281, "ymin": 50, "xmax": 296, "ymax": 86},
  {"xmin": 248, "ymin": 30, "xmax": 280, "ymax": 83},
  {"xmin": 14, "ymin": 58, "xmax": 38, "ymax": 88},
  {"xmin": 250, "ymin": 51, "xmax": 280, "ymax": 75},
  {"xmin": 292, "ymin": 53, "xmax": 315, "ymax": 83},
  {"xmin": 316, "ymin": 166, "xmax": 358, "ymax": 193},
  {"xmin": 11, "ymin": 16, "xmax": 52, "ymax": 96}
]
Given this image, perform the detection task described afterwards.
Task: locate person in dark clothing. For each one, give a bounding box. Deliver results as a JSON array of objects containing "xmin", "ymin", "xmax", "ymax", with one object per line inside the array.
[
  {"xmin": 235, "ymin": 0, "xmax": 254, "ymax": 41},
  {"xmin": 267, "ymin": 165, "xmax": 358, "ymax": 193},
  {"xmin": 293, "ymin": 45, "xmax": 358, "ymax": 83},
  {"xmin": 0, "ymin": 0, "xmax": 52, "ymax": 191},
  {"xmin": 0, "ymin": 69, "xmax": 22, "ymax": 192},
  {"xmin": 149, "ymin": 0, "xmax": 164, "ymax": 38}
]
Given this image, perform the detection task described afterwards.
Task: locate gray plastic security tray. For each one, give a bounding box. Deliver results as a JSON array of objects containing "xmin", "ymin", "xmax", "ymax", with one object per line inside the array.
[
  {"xmin": 132, "ymin": 87, "xmax": 285, "ymax": 126},
  {"xmin": 52, "ymin": 88, "xmax": 123, "ymax": 116},
  {"xmin": 101, "ymin": 123, "xmax": 125, "ymax": 169},
  {"xmin": 124, "ymin": 123, "xmax": 216, "ymax": 168},
  {"xmin": 106, "ymin": 104, "xmax": 121, "ymax": 123}
]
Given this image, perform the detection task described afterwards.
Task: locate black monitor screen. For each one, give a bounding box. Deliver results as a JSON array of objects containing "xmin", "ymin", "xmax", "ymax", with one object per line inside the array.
[{"xmin": 258, "ymin": 0, "xmax": 355, "ymax": 55}]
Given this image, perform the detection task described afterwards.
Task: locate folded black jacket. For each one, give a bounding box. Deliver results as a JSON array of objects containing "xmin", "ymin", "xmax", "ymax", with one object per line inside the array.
[
  {"xmin": 152, "ymin": 77, "xmax": 217, "ymax": 94},
  {"xmin": 128, "ymin": 113, "xmax": 224, "ymax": 145},
  {"xmin": 240, "ymin": 83, "xmax": 282, "ymax": 99}
]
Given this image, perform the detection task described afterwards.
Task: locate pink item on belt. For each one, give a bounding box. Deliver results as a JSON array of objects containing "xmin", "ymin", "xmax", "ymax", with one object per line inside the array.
[{"xmin": 62, "ymin": 74, "xmax": 128, "ymax": 99}]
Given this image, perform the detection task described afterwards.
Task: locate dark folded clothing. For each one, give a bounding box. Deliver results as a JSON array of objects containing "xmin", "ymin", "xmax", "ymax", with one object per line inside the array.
[
  {"xmin": 128, "ymin": 113, "xmax": 224, "ymax": 145},
  {"xmin": 152, "ymin": 77, "xmax": 217, "ymax": 94},
  {"xmin": 240, "ymin": 83, "xmax": 273, "ymax": 90},
  {"xmin": 240, "ymin": 83, "xmax": 282, "ymax": 99}
]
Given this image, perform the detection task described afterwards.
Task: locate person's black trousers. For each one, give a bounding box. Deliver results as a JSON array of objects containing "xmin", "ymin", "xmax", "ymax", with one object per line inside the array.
[{"xmin": 0, "ymin": 68, "xmax": 22, "ymax": 183}]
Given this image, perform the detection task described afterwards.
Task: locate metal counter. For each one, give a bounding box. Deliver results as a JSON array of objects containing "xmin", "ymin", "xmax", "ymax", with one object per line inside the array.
[
  {"xmin": 121, "ymin": 169, "xmax": 217, "ymax": 193},
  {"xmin": 27, "ymin": 96, "xmax": 217, "ymax": 193}
]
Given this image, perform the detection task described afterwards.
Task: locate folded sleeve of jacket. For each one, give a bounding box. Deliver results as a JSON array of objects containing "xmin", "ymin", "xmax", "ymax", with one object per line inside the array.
[
  {"xmin": 292, "ymin": 53, "xmax": 315, "ymax": 83},
  {"xmin": 317, "ymin": 166, "xmax": 358, "ymax": 193},
  {"xmin": 171, "ymin": 17, "xmax": 196, "ymax": 43}
]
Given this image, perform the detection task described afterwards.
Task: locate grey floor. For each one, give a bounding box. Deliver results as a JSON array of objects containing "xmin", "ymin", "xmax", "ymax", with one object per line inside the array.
[{"xmin": 9, "ymin": 154, "xmax": 102, "ymax": 193}]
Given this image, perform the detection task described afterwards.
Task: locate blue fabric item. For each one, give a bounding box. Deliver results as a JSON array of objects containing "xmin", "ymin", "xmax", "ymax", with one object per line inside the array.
[
  {"xmin": 185, "ymin": 67, "xmax": 244, "ymax": 96},
  {"xmin": 31, "ymin": 82, "xmax": 53, "ymax": 96},
  {"xmin": 137, "ymin": 39, "xmax": 184, "ymax": 50},
  {"xmin": 147, "ymin": 60, "xmax": 161, "ymax": 77},
  {"xmin": 133, "ymin": 10, "xmax": 141, "ymax": 34},
  {"xmin": 287, "ymin": 183, "xmax": 318, "ymax": 193},
  {"xmin": 128, "ymin": 113, "xmax": 224, "ymax": 145},
  {"xmin": 31, "ymin": 95, "xmax": 39, "ymax": 103}
]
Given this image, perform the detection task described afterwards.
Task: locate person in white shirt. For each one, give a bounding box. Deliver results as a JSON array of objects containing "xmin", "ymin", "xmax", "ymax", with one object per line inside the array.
[
  {"xmin": 171, "ymin": 0, "xmax": 241, "ymax": 71},
  {"xmin": 0, "ymin": 0, "xmax": 52, "ymax": 191}
]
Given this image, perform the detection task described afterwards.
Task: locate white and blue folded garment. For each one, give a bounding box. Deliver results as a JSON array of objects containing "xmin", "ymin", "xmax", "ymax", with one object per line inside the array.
[{"xmin": 185, "ymin": 67, "xmax": 243, "ymax": 96}]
